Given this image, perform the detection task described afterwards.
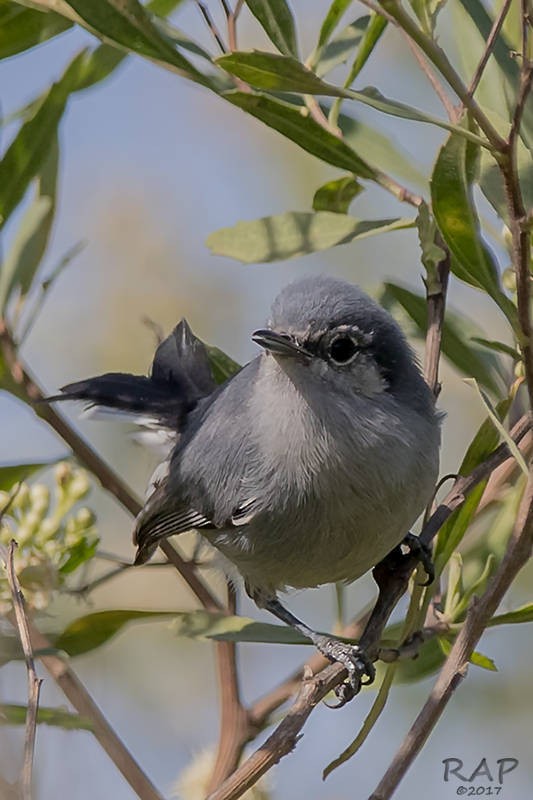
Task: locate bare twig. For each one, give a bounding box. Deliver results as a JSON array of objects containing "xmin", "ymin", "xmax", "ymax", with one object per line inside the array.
[
  {"xmin": 227, "ymin": 0, "xmax": 245, "ymax": 51},
  {"xmin": 19, "ymin": 616, "xmax": 166, "ymax": 800},
  {"xmin": 369, "ymin": 474, "xmax": 533, "ymax": 800},
  {"xmin": 500, "ymin": 5, "xmax": 533, "ymax": 408},
  {"xmin": 424, "ymin": 239, "xmax": 450, "ymax": 398},
  {"xmin": 465, "ymin": 0, "xmax": 514, "ymax": 101},
  {"xmin": 195, "ymin": 1, "xmax": 228, "ymax": 54},
  {"xmin": 358, "ymin": 0, "xmax": 507, "ymax": 150},
  {"xmin": 2, "ymin": 541, "xmax": 42, "ymax": 800},
  {"xmin": 206, "ymin": 415, "xmax": 532, "ymax": 800},
  {"xmin": 207, "ymin": 584, "xmax": 250, "ymax": 793},
  {"xmin": 403, "ymin": 35, "xmax": 455, "ymax": 120}
]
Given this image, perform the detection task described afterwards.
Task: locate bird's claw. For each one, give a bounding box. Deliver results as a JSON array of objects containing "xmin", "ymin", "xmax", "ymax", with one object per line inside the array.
[{"xmin": 313, "ymin": 635, "xmax": 375, "ymax": 708}]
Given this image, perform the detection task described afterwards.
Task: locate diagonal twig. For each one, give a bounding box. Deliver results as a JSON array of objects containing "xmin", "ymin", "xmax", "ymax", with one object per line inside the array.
[
  {"xmin": 2, "ymin": 541, "xmax": 42, "ymax": 800},
  {"xmin": 465, "ymin": 0, "xmax": 514, "ymax": 102}
]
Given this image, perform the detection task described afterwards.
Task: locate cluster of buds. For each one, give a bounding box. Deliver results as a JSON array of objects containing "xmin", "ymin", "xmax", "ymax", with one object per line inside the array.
[{"xmin": 0, "ymin": 462, "xmax": 98, "ymax": 614}]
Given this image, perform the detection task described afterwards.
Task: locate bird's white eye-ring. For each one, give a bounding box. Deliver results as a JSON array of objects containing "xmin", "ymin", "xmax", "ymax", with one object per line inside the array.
[{"xmin": 328, "ymin": 334, "xmax": 359, "ymax": 365}]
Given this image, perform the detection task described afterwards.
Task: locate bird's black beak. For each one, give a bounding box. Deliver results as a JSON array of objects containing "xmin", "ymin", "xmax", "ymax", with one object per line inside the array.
[{"xmin": 252, "ymin": 329, "xmax": 310, "ymax": 358}]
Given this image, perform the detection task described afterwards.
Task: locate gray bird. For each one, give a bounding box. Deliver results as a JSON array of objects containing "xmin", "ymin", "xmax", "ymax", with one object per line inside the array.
[{"xmin": 50, "ymin": 275, "xmax": 441, "ymax": 691}]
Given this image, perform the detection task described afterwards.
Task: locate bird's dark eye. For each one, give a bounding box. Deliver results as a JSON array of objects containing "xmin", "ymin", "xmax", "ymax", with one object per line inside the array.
[{"xmin": 328, "ymin": 335, "xmax": 358, "ymax": 364}]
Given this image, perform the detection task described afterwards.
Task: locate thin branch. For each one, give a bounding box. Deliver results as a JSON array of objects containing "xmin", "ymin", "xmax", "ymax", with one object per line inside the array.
[
  {"xmin": 19, "ymin": 615, "xmax": 166, "ymax": 800},
  {"xmin": 358, "ymin": 0, "xmax": 507, "ymax": 150},
  {"xmin": 466, "ymin": 0, "xmax": 514, "ymax": 101},
  {"xmin": 2, "ymin": 541, "xmax": 42, "ymax": 800},
  {"xmin": 369, "ymin": 474, "xmax": 533, "ymax": 800},
  {"xmin": 195, "ymin": 1, "xmax": 228, "ymax": 54},
  {"xmin": 403, "ymin": 35, "xmax": 455, "ymax": 120},
  {"xmin": 423, "ymin": 237, "xmax": 450, "ymax": 398},
  {"xmin": 499, "ymin": 5, "xmax": 533, "ymax": 409},
  {"xmin": 207, "ymin": 583, "xmax": 250, "ymax": 793},
  {"xmin": 226, "ymin": 0, "xmax": 245, "ymax": 51},
  {"xmin": 206, "ymin": 415, "xmax": 532, "ymax": 800}
]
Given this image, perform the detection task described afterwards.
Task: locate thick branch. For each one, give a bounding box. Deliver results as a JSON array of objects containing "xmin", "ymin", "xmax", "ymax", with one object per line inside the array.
[{"xmin": 369, "ymin": 474, "xmax": 533, "ymax": 800}]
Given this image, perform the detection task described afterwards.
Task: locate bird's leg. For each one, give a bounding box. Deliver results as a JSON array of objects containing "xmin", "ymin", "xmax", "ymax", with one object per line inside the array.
[{"xmin": 259, "ymin": 595, "xmax": 375, "ymax": 701}]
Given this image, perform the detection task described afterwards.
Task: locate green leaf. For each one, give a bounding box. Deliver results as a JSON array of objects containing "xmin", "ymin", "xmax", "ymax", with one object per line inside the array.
[
  {"xmin": 465, "ymin": 379, "xmax": 529, "ymax": 478},
  {"xmin": 173, "ymin": 610, "xmax": 310, "ymax": 644},
  {"xmin": 208, "ymin": 212, "xmax": 412, "ymax": 263},
  {"xmin": 0, "ymin": 136, "xmax": 58, "ymax": 313},
  {"xmin": 438, "ymin": 637, "xmax": 497, "ymax": 672},
  {"xmin": 206, "ymin": 346, "xmax": 241, "ymax": 384},
  {"xmin": 434, "ymin": 482, "xmax": 487, "ymax": 573},
  {"xmin": 0, "ymin": 51, "xmax": 82, "ymax": 229},
  {"xmin": 317, "ymin": 0, "xmax": 354, "ymax": 47},
  {"xmin": 59, "ymin": 537, "xmax": 98, "ymax": 575},
  {"xmin": 0, "ymin": 703, "xmax": 93, "ymax": 731},
  {"xmin": 409, "ymin": 0, "xmax": 447, "ymax": 36},
  {"xmin": 459, "ymin": 396, "xmax": 512, "ymax": 475},
  {"xmin": 218, "ymin": 52, "xmax": 490, "ymax": 147},
  {"xmin": 342, "ymin": 14, "xmax": 387, "ymax": 86},
  {"xmin": 0, "ymin": 2, "xmax": 72, "ymax": 59},
  {"xmin": 0, "ymin": 461, "xmax": 56, "ymax": 491},
  {"xmin": 54, "ymin": 610, "xmax": 178, "ymax": 657},
  {"xmin": 416, "ymin": 202, "xmax": 446, "ymax": 294},
  {"xmin": 314, "ymin": 18, "xmax": 368, "ymax": 78},
  {"xmin": 312, "ymin": 176, "xmax": 363, "ymax": 213},
  {"xmin": 431, "ymin": 131, "xmax": 516, "ymax": 325},
  {"xmin": 217, "ymin": 51, "xmax": 347, "ymax": 95},
  {"xmin": 382, "ymin": 282, "xmax": 504, "ymax": 395},
  {"xmin": 64, "ymin": 0, "xmax": 208, "ymax": 85},
  {"xmin": 488, "ymin": 603, "xmax": 533, "ymax": 627},
  {"xmin": 223, "ymin": 91, "xmax": 376, "ymax": 179},
  {"xmin": 339, "ymin": 111, "xmax": 426, "ymax": 187},
  {"xmin": 392, "ymin": 635, "xmax": 445, "ymax": 683},
  {"xmin": 470, "ymin": 337, "xmax": 520, "ymax": 361},
  {"xmin": 245, "ymin": 0, "xmax": 298, "ymax": 57}
]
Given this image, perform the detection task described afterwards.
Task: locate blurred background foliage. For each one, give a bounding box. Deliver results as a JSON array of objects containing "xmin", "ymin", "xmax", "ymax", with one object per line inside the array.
[{"xmin": 0, "ymin": 1, "xmax": 532, "ymax": 798}]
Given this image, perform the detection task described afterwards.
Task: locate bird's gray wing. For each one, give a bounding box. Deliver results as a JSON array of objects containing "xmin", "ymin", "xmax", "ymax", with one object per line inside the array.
[{"xmin": 133, "ymin": 478, "xmax": 215, "ymax": 564}]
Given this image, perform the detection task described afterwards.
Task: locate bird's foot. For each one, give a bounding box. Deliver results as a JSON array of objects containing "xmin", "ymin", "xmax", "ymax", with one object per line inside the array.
[{"xmin": 312, "ymin": 634, "xmax": 375, "ymax": 707}]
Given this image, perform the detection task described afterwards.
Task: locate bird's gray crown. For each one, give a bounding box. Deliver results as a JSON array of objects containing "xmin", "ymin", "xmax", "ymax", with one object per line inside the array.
[{"xmin": 268, "ymin": 275, "xmax": 414, "ymax": 388}]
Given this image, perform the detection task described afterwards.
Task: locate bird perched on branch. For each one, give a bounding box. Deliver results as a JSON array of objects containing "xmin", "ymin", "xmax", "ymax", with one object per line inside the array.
[{"xmin": 48, "ymin": 275, "xmax": 440, "ymax": 695}]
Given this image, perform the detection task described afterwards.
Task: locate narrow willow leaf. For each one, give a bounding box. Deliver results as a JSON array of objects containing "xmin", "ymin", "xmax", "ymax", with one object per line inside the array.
[
  {"xmin": 470, "ymin": 337, "xmax": 520, "ymax": 361},
  {"xmin": 459, "ymin": 396, "xmax": 512, "ymax": 475},
  {"xmin": 465, "ymin": 379, "xmax": 529, "ymax": 478},
  {"xmin": 312, "ymin": 176, "xmax": 363, "ymax": 213},
  {"xmin": 0, "ymin": 3, "xmax": 72, "ymax": 58},
  {"xmin": 439, "ymin": 637, "xmax": 497, "ymax": 672},
  {"xmin": 173, "ymin": 610, "xmax": 310, "ymax": 644},
  {"xmin": 245, "ymin": 0, "xmax": 298, "ymax": 57},
  {"xmin": 343, "ymin": 14, "xmax": 387, "ymax": 86},
  {"xmin": 0, "ymin": 136, "xmax": 58, "ymax": 313},
  {"xmin": 488, "ymin": 603, "xmax": 533, "ymax": 627},
  {"xmin": 383, "ymin": 282, "xmax": 504, "ymax": 395},
  {"xmin": 0, "ymin": 460, "xmax": 56, "ymax": 491},
  {"xmin": 339, "ymin": 111, "xmax": 426, "ymax": 187},
  {"xmin": 208, "ymin": 213, "xmax": 412, "ymax": 263},
  {"xmin": 431, "ymin": 131, "xmax": 517, "ymax": 326},
  {"xmin": 64, "ymin": 0, "xmax": 208, "ymax": 85},
  {"xmin": 434, "ymin": 482, "xmax": 486, "ymax": 573},
  {"xmin": 314, "ymin": 18, "xmax": 368, "ymax": 78},
  {"xmin": 0, "ymin": 704, "xmax": 93, "ymax": 731},
  {"xmin": 218, "ymin": 52, "xmax": 490, "ymax": 147},
  {"xmin": 206, "ymin": 346, "xmax": 241, "ymax": 384},
  {"xmin": 317, "ymin": 0, "xmax": 354, "ymax": 47},
  {"xmin": 416, "ymin": 201, "xmax": 446, "ymax": 294},
  {"xmin": 55, "ymin": 610, "xmax": 178, "ymax": 656},
  {"xmin": 223, "ymin": 91, "xmax": 376, "ymax": 178},
  {"xmin": 0, "ymin": 50, "xmax": 85, "ymax": 229}
]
